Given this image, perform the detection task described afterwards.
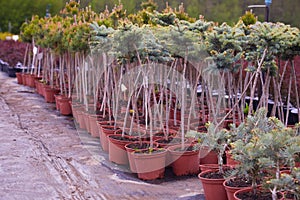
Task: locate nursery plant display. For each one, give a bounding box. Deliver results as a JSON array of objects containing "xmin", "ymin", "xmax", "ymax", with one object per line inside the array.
[{"xmin": 1, "ymin": 0, "xmax": 297, "ymax": 183}]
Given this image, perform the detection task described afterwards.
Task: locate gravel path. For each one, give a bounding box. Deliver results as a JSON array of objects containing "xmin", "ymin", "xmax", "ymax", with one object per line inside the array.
[{"xmin": 0, "ymin": 72, "xmax": 205, "ymax": 200}]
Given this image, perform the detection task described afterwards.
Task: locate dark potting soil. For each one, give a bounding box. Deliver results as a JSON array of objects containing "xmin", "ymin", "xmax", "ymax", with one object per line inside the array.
[
  {"xmin": 225, "ymin": 177, "xmax": 252, "ymax": 188},
  {"xmin": 123, "ymin": 131, "xmax": 142, "ymax": 137},
  {"xmin": 126, "ymin": 142, "xmax": 152, "ymax": 150},
  {"xmin": 109, "ymin": 135, "xmax": 138, "ymax": 142},
  {"xmin": 201, "ymin": 171, "xmax": 226, "ymax": 179},
  {"xmin": 173, "ymin": 146, "xmax": 198, "ymax": 152},
  {"xmin": 285, "ymin": 192, "xmax": 295, "ymax": 199},
  {"xmin": 236, "ymin": 190, "xmax": 283, "ymax": 200},
  {"xmin": 135, "ymin": 148, "xmax": 165, "ymax": 154},
  {"xmin": 154, "ymin": 132, "xmax": 165, "ymax": 137},
  {"xmin": 103, "ymin": 126, "xmax": 119, "ymax": 131},
  {"xmin": 156, "ymin": 137, "xmax": 181, "ymax": 144},
  {"xmin": 201, "ymin": 169, "xmax": 233, "ymax": 179}
]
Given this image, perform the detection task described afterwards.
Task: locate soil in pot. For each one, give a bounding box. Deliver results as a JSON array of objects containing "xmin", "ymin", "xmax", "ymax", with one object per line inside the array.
[
  {"xmin": 154, "ymin": 137, "xmax": 183, "ymax": 148},
  {"xmin": 153, "ymin": 130, "xmax": 178, "ymax": 141},
  {"xmin": 108, "ymin": 134, "xmax": 138, "ymax": 165},
  {"xmin": 234, "ymin": 187, "xmax": 283, "ymax": 200},
  {"xmin": 283, "ymin": 191, "xmax": 297, "ymax": 200}
]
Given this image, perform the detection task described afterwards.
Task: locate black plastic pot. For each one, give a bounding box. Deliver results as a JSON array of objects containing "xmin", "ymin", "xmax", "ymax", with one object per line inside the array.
[
  {"xmin": 7, "ymin": 67, "xmax": 17, "ymax": 77},
  {"xmin": 2, "ymin": 63, "xmax": 8, "ymax": 73}
]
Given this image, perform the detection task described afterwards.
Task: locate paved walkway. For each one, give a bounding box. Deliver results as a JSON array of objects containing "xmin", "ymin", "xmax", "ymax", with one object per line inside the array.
[{"xmin": 0, "ymin": 72, "xmax": 204, "ymax": 200}]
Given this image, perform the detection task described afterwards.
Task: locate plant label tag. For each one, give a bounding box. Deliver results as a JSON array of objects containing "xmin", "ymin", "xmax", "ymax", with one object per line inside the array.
[
  {"xmin": 121, "ymin": 84, "xmax": 127, "ymax": 92},
  {"xmin": 37, "ymin": 53, "xmax": 43, "ymax": 60},
  {"xmin": 33, "ymin": 46, "xmax": 38, "ymax": 55}
]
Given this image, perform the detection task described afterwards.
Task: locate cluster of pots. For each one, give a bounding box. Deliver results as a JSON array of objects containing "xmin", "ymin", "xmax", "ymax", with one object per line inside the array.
[
  {"xmin": 198, "ymin": 152, "xmax": 300, "ymax": 200},
  {"xmin": 71, "ymin": 100, "xmax": 298, "ymax": 199},
  {"xmin": 198, "ymin": 166, "xmax": 299, "ymax": 200},
  {"xmin": 70, "ymin": 99, "xmax": 233, "ymax": 181},
  {"xmin": 15, "ymin": 72, "xmax": 72, "ymax": 116},
  {"xmin": 14, "ymin": 73, "xmax": 298, "ymax": 199}
]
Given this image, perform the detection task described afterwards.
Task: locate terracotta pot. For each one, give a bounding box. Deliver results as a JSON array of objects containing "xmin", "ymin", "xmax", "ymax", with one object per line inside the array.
[
  {"xmin": 59, "ymin": 97, "xmax": 72, "ymax": 116},
  {"xmin": 21, "ymin": 73, "xmax": 26, "ymax": 85},
  {"xmin": 44, "ymin": 87, "xmax": 60, "ymax": 103},
  {"xmin": 36, "ymin": 80, "xmax": 44, "ymax": 95},
  {"xmin": 71, "ymin": 103, "xmax": 82, "ymax": 123},
  {"xmin": 226, "ymin": 151, "xmax": 239, "ymax": 166},
  {"xmin": 199, "ymin": 146, "xmax": 218, "ymax": 164},
  {"xmin": 223, "ymin": 179, "xmax": 251, "ymax": 200},
  {"xmin": 54, "ymin": 95, "xmax": 63, "ymax": 110},
  {"xmin": 199, "ymin": 164, "xmax": 220, "ymax": 172},
  {"xmin": 84, "ymin": 112, "xmax": 91, "ymax": 134},
  {"xmin": 198, "ymin": 170, "xmax": 228, "ymax": 200},
  {"xmin": 154, "ymin": 137, "xmax": 187, "ymax": 166},
  {"xmin": 15, "ymin": 72, "xmax": 23, "ymax": 84},
  {"xmin": 24, "ymin": 73, "xmax": 31, "ymax": 86},
  {"xmin": 35, "ymin": 80, "xmax": 41, "ymax": 95},
  {"xmin": 88, "ymin": 114, "xmax": 99, "ymax": 137},
  {"xmin": 77, "ymin": 110, "xmax": 87, "ymax": 130},
  {"xmin": 108, "ymin": 134, "xmax": 138, "ymax": 165},
  {"xmin": 125, "ymin": 141, "xmax": 159, "ymax": 173},
  {"xmin": 133, "ymin": 148, "xmax": 167, "ymax": 180},
  {"xmin": 27, "ymin": 74, "xmax": 36, "ymax": 88},
  {"xmin": 233, "ymin": 187, "xmax": 284, "ymax": 200},
  {"xmin": 167, "ymin": 144, "xmax": 200, "ymax": 176},
  {"xmin": 99, "ymin": 125, "xmax": 121, "ymax": 152},
  {"xmin": 40, "ymin": 84, "xmax": 48, "ymax": 97}
]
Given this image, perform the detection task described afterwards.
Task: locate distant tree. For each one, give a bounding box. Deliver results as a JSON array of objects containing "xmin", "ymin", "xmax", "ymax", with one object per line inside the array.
[
  {"xmin": 0, "ymin": 0, "xmax": 65, "ymax": 34},
  {"xmin": 1, "ymin": 0, "xmax": 299, "ymax": 34}
]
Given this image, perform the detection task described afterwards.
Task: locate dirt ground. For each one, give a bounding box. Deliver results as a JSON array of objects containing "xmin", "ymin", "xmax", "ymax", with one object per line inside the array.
[{"xmin": 0, "ymin": 72, "xmax": 205, "ymax": 200}]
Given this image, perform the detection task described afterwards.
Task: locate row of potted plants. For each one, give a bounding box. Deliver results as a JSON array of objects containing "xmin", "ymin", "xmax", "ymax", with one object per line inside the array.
[
  {"xmin": 15, "ymin": 71, "xmax": 72, "ymax": 116},
  {"xmin": 13, "ymin": 73, "xmax": 220, "ymax": 180},
  {"xmin": 70, "ymin": 91, "xmax": 217, "ymax": 180}
]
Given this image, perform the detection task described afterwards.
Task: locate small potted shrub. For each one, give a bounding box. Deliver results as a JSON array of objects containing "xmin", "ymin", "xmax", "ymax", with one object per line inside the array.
[
  {"xmin": 198, "ymin": 122, "xmax": 232, "ymax": 200},
  {"xmin": 231, "ymin": 108, "xmax": 300, "ymax": 199}
]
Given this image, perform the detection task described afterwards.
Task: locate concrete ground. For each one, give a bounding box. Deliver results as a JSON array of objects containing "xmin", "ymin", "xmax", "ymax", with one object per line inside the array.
[{"xmin": 0, "ymin": 72, "xmax": 205, "ymax": 200}]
